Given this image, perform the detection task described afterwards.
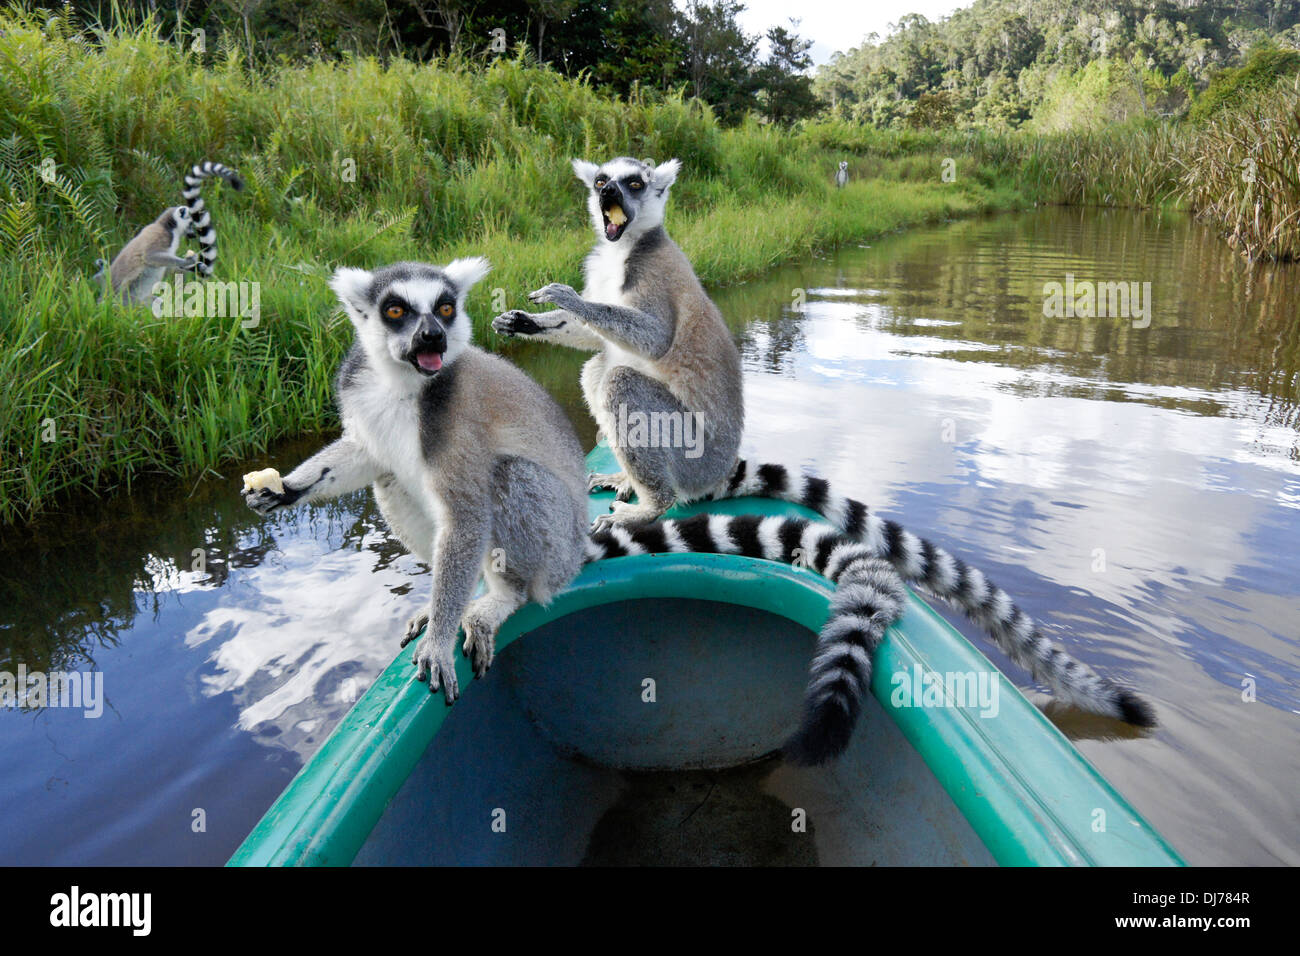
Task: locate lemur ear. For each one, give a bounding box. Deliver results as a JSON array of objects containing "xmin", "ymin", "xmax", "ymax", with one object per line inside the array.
[
  {"xmin": 651, "ymin": 158, "xmax": 681, "ymax": 188},
  {"xmin": 442, "ymin": 256, "xmax": 491, "ymax": 294},
  {"xmin": 571, "ymin": 158, "xmax": 599, "ymax": 187},
  {"xmin": 330, "ymin": 267, "xmax": 373, "ymax": 317}
]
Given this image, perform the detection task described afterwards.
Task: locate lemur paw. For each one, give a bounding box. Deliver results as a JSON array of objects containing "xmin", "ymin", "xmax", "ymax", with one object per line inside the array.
[
  {"xmin": 527, "ymin": 282, "xmax": 581, "ymax": 310},
  {"xmin": 412, "ymin": 633, "xmax": 459, "ymax": 703},
  {"xmin": 460, "ymin": 615, "xmax": 496, "ymax": 678},
  {"xmin": 242, "ymin": 484, "xmax": 291, "ymax": 516},
  {"xmin": 400, "ymin": 610, "xmax": 429, "ymax": 648},
  {"xmin": 492, "ymin": 310, "xmax": 558, "ymax": 337},
  {"xmin": 588, "ymin": 471, "xmax": 635, "ymax": 502},
  {"xmin": 591, "ymin": 501, "xmax": 662, "ymax": 534},
  {"xmin": 180, "ymin": 251, "xmax": 200, "ymax": 272}
]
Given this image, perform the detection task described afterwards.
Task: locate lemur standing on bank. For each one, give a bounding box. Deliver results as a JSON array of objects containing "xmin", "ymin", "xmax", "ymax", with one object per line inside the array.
[
  {"xmin": 240, "ymin": 258, "xmax": 911, "ymax": 766},
  {"xmin": 93, "ymin": 160, "xmax": 243, "ymax": 302},
  {"xmin": 836, "ymin": 161, "xmax": 849, "ymax": 188},
  {"xmin": 492, "ymin": 156, "xmax": 1156, "ymax": 742},
  {"xmin": 91, "ymin": 205, "xmax": 201, "ymax": 304}
]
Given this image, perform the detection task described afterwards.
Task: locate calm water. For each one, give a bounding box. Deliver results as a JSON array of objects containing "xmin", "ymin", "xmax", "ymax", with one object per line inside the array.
[{"xmin": 1, "ymin": 207, "xmax": 1297, "ymax": 865}]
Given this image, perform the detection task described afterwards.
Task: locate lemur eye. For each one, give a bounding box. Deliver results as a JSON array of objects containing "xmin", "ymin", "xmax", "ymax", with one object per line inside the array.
[
  {"xmin": 384, "ymin": 304, "xmax": 405, "ymax": 320},
  {"xmin": 630, "ymin": 180, "xmax": 643, "ymax": 190},
  {"xmin": 438, "ymin": 303, "xmax": 454, "ymax": 318},
  {"xmin": 594, "ymin": 176, "xmax": 607, "ymax": 188}
]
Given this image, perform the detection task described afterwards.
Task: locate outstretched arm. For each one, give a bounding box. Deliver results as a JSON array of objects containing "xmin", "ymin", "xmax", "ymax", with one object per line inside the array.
[
  {"xmin": 243, "ymin": 437, "xmax": 382, "ymax": 514},
  {"xmin": 492, "ymin": 308, "xmax": 604, "ymax": 352},
  {"xmin": 525, "ymin": 283, "xmax": 674, "ymax": 359}
]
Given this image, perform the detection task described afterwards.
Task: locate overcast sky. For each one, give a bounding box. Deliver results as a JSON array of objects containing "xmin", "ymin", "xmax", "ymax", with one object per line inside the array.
[{"xmin": 729, "ymin": 0, "xmax": 968, "ymax": 66}]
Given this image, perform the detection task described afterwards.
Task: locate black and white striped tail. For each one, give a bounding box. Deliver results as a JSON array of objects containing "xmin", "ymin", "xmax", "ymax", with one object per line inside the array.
[
  {"xmin": 181, "ymin": 160, "xmax": 244, "ymax": 277},
  {"xmin": 702, "ymin": 460, "xmax": 1157, "ymax": 729},
  {"xmin": 585, "ymin": 512, "xmax": 908, "ymax": 765}
]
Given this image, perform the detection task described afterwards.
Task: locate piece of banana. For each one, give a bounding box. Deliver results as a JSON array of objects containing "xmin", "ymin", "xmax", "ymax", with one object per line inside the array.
[
  {"xmin": 607, "ymin": 205, "xmax": 627, "ymax": 225},
  {"xmin": 242, "ymin": 468, "xmax": 284, "ymax": 495}
]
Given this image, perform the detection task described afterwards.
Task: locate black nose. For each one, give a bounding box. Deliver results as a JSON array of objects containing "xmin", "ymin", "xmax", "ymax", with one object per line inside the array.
[
  {"xmin": 416, "ymin": 323, "xmax": 446, "ymax": 351},
  {"xmin": 600, "ymin": 182, "xmax": 619, "ymax": 201}
]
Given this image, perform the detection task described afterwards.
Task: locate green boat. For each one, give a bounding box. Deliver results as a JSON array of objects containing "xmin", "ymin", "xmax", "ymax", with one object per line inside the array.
[{"xmin": 229, "ymin": 445, "xmax": 1184, "ymax": 867}]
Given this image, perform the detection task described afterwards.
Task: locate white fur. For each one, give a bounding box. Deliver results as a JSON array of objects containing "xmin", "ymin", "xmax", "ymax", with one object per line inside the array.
[
  {"xmin": 651, "ymin": 159, "xmax": 681, "ymax": 188},
  {"xmin": 443, "ymin": 256, "xmax": 491, "ymax": 291},
  {"xmin": 327, "ymin": 260, "xmax": 492, "ymax": 522}
]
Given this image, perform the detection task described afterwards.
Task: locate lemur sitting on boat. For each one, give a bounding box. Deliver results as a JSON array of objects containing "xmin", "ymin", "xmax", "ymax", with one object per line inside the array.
[
  {"xmin": 492, "ymin": 156, "xmax": 1157, "ymax": 750},
  {"xmin": 240, "ymin": 257, "xmax": 916, "ymax": 764}
]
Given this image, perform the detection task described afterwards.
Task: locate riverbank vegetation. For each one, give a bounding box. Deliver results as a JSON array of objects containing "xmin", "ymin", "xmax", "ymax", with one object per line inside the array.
[{"xmin": 2, "ymin": 2, "xmax": 1299, "ymax": 524}]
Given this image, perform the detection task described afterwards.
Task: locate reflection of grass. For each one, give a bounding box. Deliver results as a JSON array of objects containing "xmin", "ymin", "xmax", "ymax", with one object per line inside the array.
[
  {"xmin": 0, "ymin": 10, "xmax": 1024, "ymax": 524},
  {"xmin": 720, "ymin": 207, "xmax": 1300, "ymax": 425}
]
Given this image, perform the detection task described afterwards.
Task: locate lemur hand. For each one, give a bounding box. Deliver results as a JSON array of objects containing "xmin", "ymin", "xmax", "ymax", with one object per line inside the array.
[
  {"xmin": 243, "ymin": 484, "xmax": 292, "ymax": 515},
  {"xmin": 492, "ymin": 310, "xmax": 561, "ymax": 337},
  {"xmin": 180, "ymin": 251, "xmax": 201, "ymax": 272},
  {"xmin": 241, "ymin": 468, "xmax": 292, "ymax": 515},
  {"xmin": 527, "ymin": 282, "xmax": 582, "ymax": 311},
  {"xmin": 411, "ymin": 630, "xmax": 459, "ymax": 703}
]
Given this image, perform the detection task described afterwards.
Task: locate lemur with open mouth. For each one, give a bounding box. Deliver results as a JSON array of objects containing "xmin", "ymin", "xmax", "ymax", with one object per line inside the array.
[
  {"xmin": 492, "ymin": 156, "xmax": 1156, "ymax": 740},
  {"xmin": 240, "ymin": 257, "xmax": 915, "ymax": 764}
]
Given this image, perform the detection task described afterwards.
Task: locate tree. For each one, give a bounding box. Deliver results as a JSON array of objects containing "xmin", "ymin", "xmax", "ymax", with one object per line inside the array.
[
  {"xmin": 755, "ymin": 20, "xmax": 817, "ymax": 124},
  {"xmin": 678, "ymin": 0, "xmax": 758, "ymax": 124}
]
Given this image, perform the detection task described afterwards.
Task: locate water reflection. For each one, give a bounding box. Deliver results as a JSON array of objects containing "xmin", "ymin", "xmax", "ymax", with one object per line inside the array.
[{"xmin": 0, "ymin": 208, "xmax": 1297, "ymax": 865}]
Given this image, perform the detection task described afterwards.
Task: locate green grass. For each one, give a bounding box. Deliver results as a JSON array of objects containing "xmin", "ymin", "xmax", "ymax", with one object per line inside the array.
[{"xmin": 0, "ymin": 9, "xmax": 1027, "ymax": 525}]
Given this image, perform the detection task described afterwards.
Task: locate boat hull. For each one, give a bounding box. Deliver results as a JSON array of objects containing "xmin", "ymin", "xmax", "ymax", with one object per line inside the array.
[{"xmin": 229, "ymin": 445, "xmax": 1184, "ymax": 867}]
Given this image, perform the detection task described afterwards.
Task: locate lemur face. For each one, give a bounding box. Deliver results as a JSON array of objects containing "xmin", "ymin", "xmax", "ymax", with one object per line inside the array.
[
  {"xmin": 161, "ymin": 205, "xmax": 190, "ymax": 232},
  {"xmin": 839, "ymin": 162, "xmax": 848, "ymax": 171},
  {"xmin": 572, "ymin": 156, "xmax": 681, "ymax": 243},
  {"xmin": 330, "ymin": 258, "xmax": 491, "ymax": 381}
]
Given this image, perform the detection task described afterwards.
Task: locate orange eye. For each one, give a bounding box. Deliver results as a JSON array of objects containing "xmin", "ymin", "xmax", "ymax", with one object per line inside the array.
[
  {"xmin": 630, "ymin": 180, "xmax": 643, "ymax": 190},
  {"xmin": 385, "ymin": 304, "xmax": 405, "ymax": 320},
  {"xmin": 438, "ymin": 303, "xmax": 454, "ymax": 318}
]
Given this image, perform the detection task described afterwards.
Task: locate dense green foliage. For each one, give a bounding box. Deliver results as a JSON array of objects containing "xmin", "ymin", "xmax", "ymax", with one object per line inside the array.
[
  {"xmin": 816, "ymin": 0, "xmax": 1300, "ymax": 129},
  {"xmin": 1189, "ymin": 41, "xmax": 1300, "ymax": 121},
  {"xmin": 67, "ymin": 0, "xmax": 820, "ymax": 125}
]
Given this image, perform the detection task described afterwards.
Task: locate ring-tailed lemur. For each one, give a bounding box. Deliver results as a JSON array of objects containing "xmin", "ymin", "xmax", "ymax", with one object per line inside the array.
[
  {"xmin": 92, "ymin": 206, "xmax": 200, "ymax": 304},
  {"xmin": 492, "ymin": 155, "xmax": 1157, "ymax": 733},
  {"xmin": 243, "ymin": 258, "xmax": 589, "ymax": 701},
  {"xmin": 836, "ymin": 161, "xmax": 848, "ymax": 188},
  {"xmin": 181, "ymin": 160, "xmax": 244, "ymax": 277},
  {"xmin": 236, "ymin": 256, "xmax": 911, "ymax": 763},
  {"xmin": 493, "ymin": 156, "xmax": 744, "ymax": 533}
]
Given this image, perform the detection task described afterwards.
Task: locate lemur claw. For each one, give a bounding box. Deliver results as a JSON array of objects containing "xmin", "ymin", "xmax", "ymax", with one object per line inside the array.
[
  {"xmin": 400, "ymin": 610, "xmax": 429, "ymax": 648},
  {"xmin": 492, "ymin": 310, "xmax": 545, "ymax": 337},
  {"xmin": 412, "ymin": 632, "xmax": 458, "ymax": 703},
  {"xmin": 588, "ymin": 471, "xmax": 636, "ymax": 502},
  {"xmin": 527, "ymin": 282, "xmax": 579, "ymax": 309},
  {"xmin": 591, "ymin": 501, "xmax": 662, "ymax": 534},
  {"xmin": 461, "ymin": 621, "xmax": 495, "ymax": 678},
  {"xmin": 242, "ymin": 485, "xmax": 288, "ymax": 515}
]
